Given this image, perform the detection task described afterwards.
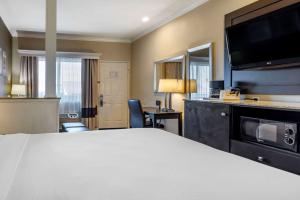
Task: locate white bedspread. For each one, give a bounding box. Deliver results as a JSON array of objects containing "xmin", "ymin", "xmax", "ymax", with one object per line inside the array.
[{"xmin": 0, "ymin": 128, "xmax": 299, "ymax": 200}]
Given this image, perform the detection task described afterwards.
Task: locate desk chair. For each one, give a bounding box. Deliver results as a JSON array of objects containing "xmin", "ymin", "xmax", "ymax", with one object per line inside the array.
[{"xmin": 128, "ymin": 99, "xmax": 164, "ymax": 128}]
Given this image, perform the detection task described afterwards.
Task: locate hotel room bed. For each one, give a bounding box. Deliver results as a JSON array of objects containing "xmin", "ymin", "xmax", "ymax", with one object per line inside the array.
[{"xmin": 0, "ymin": 128, "xmax": 299, "ymax": 200}]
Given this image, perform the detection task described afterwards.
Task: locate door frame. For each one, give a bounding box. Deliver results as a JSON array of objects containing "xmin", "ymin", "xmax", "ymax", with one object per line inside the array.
[{"xmin": 97, "ymin": 60, "xmax": 131, "ymax": 129}]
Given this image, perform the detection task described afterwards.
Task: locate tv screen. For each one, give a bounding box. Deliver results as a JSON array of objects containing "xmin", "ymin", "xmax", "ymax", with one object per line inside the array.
[{"xmin": 226, "ymin": 2, "xmax": 300, "ymax": 69}]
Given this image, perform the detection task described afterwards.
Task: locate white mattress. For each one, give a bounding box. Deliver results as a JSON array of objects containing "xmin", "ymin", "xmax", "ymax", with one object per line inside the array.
[{"xmin": 0, "ymin": 128, "xmax": 299, "ymax": 200}]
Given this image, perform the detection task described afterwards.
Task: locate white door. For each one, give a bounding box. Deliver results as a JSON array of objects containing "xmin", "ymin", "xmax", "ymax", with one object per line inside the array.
[{"xmin": 98, "ymin": 61, "xmax": 128, "ymax": 129}]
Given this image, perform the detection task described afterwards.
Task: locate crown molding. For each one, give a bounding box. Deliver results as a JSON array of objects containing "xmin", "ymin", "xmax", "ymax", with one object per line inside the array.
[
  {"xmin": 16, "ymin": 31, "xmax": 132, "ymax": 43},
  {"xmin": 132, "ymin": 0, "xmax": 209, "ymax": 42},
  {"xmin": 18, "ymin": 49, "xmax": 102, "ymax": 59}
]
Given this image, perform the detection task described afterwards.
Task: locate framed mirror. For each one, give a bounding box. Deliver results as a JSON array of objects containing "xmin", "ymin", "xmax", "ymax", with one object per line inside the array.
[
  {"xmin": 154, "ymin": 55, "xmax": 186, "ymax": 93},
  {"xmin": 187, "ymin": 43, "xmax": 213, "ymax": 100}
]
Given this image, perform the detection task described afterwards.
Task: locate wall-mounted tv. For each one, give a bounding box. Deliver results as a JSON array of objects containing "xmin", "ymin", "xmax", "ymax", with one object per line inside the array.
[{"xmin": 226, "ymin": 2, "xmax": 300, "ymax": 70}]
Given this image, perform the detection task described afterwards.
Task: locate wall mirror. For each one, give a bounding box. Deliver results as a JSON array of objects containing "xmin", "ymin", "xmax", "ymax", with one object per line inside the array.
[
  {"xmin": 187, "ymin": 43, "xmax": 213, "ymax": 100},
  {"xmin": 154, "ymin": 55, "xmax": 185, "ymax": 92}
]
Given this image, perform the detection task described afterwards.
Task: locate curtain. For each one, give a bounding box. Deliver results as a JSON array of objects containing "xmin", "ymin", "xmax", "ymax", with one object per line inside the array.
[
  {"xmin": 190, "ymin": 61, "xmax": 210, "ymax": 99},
  {"xmin": 163, "ymin": 62, "xmax": 182, "ymax": 79},
  {"xmin": 56, "ymin": 57, "xmax": 82, "ymax": 114},
  {"xmin": 157, "ymin": 63, "xmax": 165, "ymax": 78},
  {"xmin": 20, "ymin": 56, "xmax": 38, "ymax": 98},
  {"xmin": 81, "ymin": 59, "xmax": 98, "ymax": 129}
]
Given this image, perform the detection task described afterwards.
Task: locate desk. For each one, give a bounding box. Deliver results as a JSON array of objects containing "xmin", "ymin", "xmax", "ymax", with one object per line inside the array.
[{"xmin": 143, "ymin": 107, "xmax": 182, "ymax": 136}]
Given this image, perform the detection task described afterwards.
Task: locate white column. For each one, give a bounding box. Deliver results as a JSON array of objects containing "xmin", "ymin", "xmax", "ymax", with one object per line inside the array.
[{"xmin": 45, "ymin": 0, "xmax": 57, "ymax": 98}]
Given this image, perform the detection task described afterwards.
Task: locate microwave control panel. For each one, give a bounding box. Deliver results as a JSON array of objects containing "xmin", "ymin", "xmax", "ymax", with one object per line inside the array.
[{"xmin": 284, "ymin": 124, "xmax": 297, "ymax": 146}]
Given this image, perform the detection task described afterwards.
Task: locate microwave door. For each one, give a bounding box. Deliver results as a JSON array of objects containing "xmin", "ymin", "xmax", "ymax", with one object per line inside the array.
[
  {"xmin": 241, "ymin": 117, "xmax": 259, "ymax": 140},
  {"xmin": 257, "ymin": 123, "xmax": 278, "ymax": 143}
]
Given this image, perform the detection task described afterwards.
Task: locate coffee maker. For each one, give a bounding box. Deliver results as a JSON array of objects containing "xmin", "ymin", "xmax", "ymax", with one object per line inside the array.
[{"xmin": 210, "ymin": 80, "xmax": 224, "ymax": 99}]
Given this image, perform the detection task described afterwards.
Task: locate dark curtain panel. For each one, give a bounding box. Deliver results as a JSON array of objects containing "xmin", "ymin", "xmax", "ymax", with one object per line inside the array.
[
  {"xmin": 81, "ymin": 59, "xmax": 98, "ymax": 129},
  {"xmin": 20, "ymin": 56, "xmax": 38, "ymax": 98},
  {"xmin": 163, "ymin": 62, "xmax": 182, "ymax": 79}
]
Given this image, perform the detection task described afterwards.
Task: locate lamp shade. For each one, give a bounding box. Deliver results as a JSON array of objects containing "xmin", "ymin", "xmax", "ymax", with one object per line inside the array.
[
  {"xmin": 158, "ymin": 79, "xmax": 184, "ymax": 93},
  {"xmin": 11, "ymin": 84, "xmax": 26, "ymax": 96},
  {"xmin": 187, "ymin": 80, "xmax": 197, "ymax": 93}
]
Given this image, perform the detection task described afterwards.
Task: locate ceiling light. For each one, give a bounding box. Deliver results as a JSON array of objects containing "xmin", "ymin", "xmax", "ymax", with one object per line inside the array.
[{"xmin": 142, "ymin": 16, "xmax": 150, "ymax": 23}]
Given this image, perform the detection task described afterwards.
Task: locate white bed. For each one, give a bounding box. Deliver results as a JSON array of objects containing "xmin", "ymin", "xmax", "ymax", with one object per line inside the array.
[{"xmin": 0, "ymin": 128, "xmax": 299, "ymax": 200}]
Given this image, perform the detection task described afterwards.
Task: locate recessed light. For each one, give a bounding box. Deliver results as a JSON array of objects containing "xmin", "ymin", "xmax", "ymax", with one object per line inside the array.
[{"xmin": 142, "ymin": 16, "xmax": 150, "ymax": 23}]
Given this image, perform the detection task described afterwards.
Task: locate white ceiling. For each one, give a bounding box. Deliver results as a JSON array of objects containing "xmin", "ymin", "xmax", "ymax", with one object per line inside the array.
[{"xmin": 0, "ymin": 0, "xmax": 208, "ymax": 42}]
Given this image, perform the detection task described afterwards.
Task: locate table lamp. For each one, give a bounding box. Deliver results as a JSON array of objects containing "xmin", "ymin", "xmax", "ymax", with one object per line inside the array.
[
  {"xmin": 187, "ymin": 80, "xmax": 197, "ymax": 93},
  {"xmin": 11, "ymin": 84, "xmax": 26, "ymax": 97},
  {"xmin": 158, "ymin": 79, "xmax": 184, "ymax": 112}
]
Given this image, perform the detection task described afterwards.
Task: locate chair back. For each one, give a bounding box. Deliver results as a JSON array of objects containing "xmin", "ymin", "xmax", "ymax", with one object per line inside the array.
[{"xmin": 128, "ymin": 99, "xmax": 145, "ymax": 128}]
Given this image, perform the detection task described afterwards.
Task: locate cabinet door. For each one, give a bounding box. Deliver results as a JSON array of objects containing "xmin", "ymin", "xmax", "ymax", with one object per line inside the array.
[{"xmin": 185, "ymin": 101, "xmax": 230, "ymax": 151}]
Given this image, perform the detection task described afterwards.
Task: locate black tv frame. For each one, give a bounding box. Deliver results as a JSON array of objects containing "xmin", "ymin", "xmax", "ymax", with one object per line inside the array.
[{"xmin": 225, "ymin": 2, "xmax": 300, "ymax": 71}]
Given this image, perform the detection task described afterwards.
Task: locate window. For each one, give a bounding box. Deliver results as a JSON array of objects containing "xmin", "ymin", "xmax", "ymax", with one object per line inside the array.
[
  {"xmin": 38, "ymin": 57, "xmax": 46, "ymax": 97},
  {"xmin": 38, "ymin": 57, "xmax": 82, "ymax": 114},
  {"xmin": 190, "ymin": 61, "xmax": 210, "ymax": 99}
]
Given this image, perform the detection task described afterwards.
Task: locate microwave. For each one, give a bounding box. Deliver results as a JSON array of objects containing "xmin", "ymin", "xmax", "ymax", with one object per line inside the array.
[{"xmin": 240, "ymin": 116, "xmax": 298, "ymax": 152}]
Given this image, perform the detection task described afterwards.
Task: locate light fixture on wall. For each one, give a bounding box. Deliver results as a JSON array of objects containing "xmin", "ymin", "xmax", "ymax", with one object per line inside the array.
[
  {"xmin": 142, "ymin": 16, "xmax": 150, "ymax": 23},
  {"xmin": 11, "ymin": 84, "xmax": 26, "ymax": 97},
  {"xmin": 158, "ymin": 79, "xmax": 184, "ymax": 112}
]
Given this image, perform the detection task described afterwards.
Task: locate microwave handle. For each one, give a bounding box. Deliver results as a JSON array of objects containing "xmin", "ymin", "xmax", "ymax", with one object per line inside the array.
[{"xmin": 256, "ymin": 127, "xmax": 261, "ymax": 142}]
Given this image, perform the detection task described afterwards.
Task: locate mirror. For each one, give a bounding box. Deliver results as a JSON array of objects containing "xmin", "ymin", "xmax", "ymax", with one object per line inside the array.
[
  {"xmin": 154, "ymin": 55, "xmax": 185, "ymax": 92},
  {"xmin": 187, "ymin": 43, "xmax": 213, "ymax": 100}
]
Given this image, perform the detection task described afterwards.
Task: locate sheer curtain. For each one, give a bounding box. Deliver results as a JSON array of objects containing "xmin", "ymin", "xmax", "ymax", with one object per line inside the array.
[
  {"xmin": 56, "ymin": 57, "xmax": 82, "ymax": 114},
  {"xmin": 38, "ymin": 57, "xmax": 46, "ymax": 97},
  {"xmin": 190, "ymin": 61, "xmax": 210, "ymax": 99}
]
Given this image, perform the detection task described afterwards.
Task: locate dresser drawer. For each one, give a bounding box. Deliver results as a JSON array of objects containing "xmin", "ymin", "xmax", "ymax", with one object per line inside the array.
[{"xmin": 231, "ymin": 140, "xmax": 300, "ymax": 175}]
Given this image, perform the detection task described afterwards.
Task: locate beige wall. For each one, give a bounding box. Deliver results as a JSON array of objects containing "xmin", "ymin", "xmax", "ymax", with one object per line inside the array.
[
  {"xmin": 131, "ymin": 0, "xmax": 257, "ymax": 104},
  {"xmin": 131, "ymin": 0, "xmax": 258, "ymax": 133},
  {"xmin": 12, "ymin": 37, "xmax": 131, "ymax": 83}
]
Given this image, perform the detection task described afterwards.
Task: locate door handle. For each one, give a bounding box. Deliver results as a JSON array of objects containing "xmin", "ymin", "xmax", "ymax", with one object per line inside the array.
[{"xmin": 100, "ymin": 94, "xmax": 104, "ymax": 107}]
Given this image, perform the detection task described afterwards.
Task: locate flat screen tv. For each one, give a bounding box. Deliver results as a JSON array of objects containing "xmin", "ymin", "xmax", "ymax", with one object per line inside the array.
[{"xmin": 226, "ymin": 2, "xmax": 300, "ymax": 70}]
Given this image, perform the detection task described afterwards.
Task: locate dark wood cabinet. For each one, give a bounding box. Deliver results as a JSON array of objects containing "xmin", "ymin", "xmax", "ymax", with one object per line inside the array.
[
  {"xmin": 231, "ymin": 140, "xmax": 300, "ymax": 175},
  {"xmin": 184, "ymin": 100, "xmax": 300, "ymax": 175},
  {"xmin": 184, "ymin": 100, "xmax": 230, "ymax": 152}
]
